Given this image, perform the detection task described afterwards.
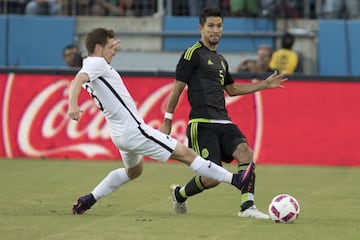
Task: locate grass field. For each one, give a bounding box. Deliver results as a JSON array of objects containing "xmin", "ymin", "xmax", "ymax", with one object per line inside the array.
[{"xmin": 0, "ymin": 158, "xmax": 359, "ymax": 240}]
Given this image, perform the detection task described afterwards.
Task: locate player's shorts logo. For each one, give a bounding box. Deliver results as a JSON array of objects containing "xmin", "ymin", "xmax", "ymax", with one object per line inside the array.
[{"xmin": 201, "ymin": 148, "xmax": 209, "ymax": 159}]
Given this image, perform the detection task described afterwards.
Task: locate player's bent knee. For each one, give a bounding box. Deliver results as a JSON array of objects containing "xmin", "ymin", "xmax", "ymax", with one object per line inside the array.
[
  {"xmin": 171, "ymin": 142, "xmax": 197, "ymax": 165},
  {"xmin": 234, "ymin": 143, "xmax": 253, "ymax": 164},
  {"xmin": 127, "ymin": 169, "xmax": 142, "ymax": 179},
  {"xmin": 126, "ymin": 163, "xmax": 143, "ymax": 179}
]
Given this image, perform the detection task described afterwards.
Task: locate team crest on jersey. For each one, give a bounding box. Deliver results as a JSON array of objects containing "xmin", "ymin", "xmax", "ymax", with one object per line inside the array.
[
  {"xmin": 207, "ymin": 59, "xmax": 213, "ymax": 65},
  {"xmin": 201, "ymin": 148, "xmax": 209, "ymax": 158}
]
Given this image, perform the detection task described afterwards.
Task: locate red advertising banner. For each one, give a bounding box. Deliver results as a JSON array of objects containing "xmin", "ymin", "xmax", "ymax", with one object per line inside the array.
[{"xmin": 0, "ymin": 73, "xmax": 359, "ymax": 166}]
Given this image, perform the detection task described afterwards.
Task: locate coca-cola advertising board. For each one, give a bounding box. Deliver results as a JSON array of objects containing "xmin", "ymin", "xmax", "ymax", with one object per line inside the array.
[{"xmin": 0, "ymin": 72, "xmax": 359, "ymax": 166}]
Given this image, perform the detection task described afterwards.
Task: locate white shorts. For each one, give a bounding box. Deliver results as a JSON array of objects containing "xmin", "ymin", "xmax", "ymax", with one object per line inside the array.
[{"xmin": 111, "ymin": 123, "xmax": 178, "ymax": 169}]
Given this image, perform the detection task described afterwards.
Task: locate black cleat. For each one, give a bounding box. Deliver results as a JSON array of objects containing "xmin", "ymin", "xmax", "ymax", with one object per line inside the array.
[{"xmin": 72, "ymin": 193, "xmax": 97, "ymax": 215}]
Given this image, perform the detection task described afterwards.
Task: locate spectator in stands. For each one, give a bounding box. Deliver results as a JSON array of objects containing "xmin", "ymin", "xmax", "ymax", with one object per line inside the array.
[
  {"xmin": 63, "ymin": 44, "xmax": 83, "ymax": 68},
  {"xmin": 269, "ymin": 32, "xmax": 301, "ymax": 74},
  {"xmin": 219, "ymin": 0, "xmax": 230, "ymax": 16},
  {"xmin": 135, "ymin": 0, "xmax": 157, "ymax": 16},
  {"xmin": 259, "ymin": 0, "xmax": 300, "ymax": 18},
  {"xmin": 237, "ymin": 45, "xmax": 273, "ymax": 73},
  {"xmin": 90, "ymin": 0, "xmax": 135, "ymax": 16},
  {"xmin": 229, "ymin": 0, "xmax": 258, "ymax": 17},
  {"xmin": 259, "ymin": 0, "xmax": 276, "ymax": 17},
  {"xmin": 172, "ymin": 0, "xmax": 189, "ymax": 16},
  {"xmin": 187, "ymin": 0, "xmax": 219, "ymax": 16},
  {"xmin": 25, "ymin": 0, "xmax": 61, "ymax": 15},
  {"xmin": 62, "ymin": 0, "xmax": 90, "ymax": 15},
  {"xmin": 321, "ymin": 0, "xmax": 359, "ymax": 19},
  {"xmin": 0, "ymin": 0, "xmax": 27, "ymax": 14}
]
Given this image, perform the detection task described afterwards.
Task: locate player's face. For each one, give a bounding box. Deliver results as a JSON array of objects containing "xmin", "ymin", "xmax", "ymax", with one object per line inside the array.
[
  {"xmin": 102, "ymin": 38, "xmax": 117, "ymax": 64},
  {"xmin": 200, "ymin": 16, "xmax": 223, "ymax": 48}
]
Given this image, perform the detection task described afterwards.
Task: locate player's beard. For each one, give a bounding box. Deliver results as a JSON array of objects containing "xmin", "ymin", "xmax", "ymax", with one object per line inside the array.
[{"xmin": 207, "ymin": 35, "xmax": 220, "ymax": 47}]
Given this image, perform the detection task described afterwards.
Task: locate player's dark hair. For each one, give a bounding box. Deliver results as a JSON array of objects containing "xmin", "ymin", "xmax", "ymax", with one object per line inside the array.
[
  {"xmin": 281, "ymin": 32, "xmax": 295, "ymax": 49},
  {"xmin": 86, "ymin": 28, "xmax": 115, "ymax": 54},
  {"xmin": 199, "ymin": 6, "xmax": 223, "ymax": 26}
]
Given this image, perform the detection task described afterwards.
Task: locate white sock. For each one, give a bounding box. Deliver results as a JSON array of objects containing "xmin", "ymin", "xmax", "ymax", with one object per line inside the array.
[
  {"xmin": 189, "ymin": 156, "xmax": 233, "ymax": 183},
  {"xmin": 91, "ymin": 168, "xmax": 131, "ymax": 200}
]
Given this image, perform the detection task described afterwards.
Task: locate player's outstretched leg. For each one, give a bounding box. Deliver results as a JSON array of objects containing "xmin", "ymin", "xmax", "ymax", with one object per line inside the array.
[
  {"xmin": 72, "ymin": 193, "xmax": 97, "ymax": 215},
  {"xmin": 72, "ymin": 168, "xmax": 133, "ymax": 215}
]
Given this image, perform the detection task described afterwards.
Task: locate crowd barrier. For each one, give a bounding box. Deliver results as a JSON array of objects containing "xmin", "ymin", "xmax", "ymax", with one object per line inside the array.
[
  {"xmin": 1, "ymin": 15, "xmax": 360, "ymax": 76},
  {"xmin": 163, "ymin": 16, "xmax": 274, "ymax": 51},
  {"xmin": 318, "ymin": 19, "xmax": 360, "ymax": 76},
  {"xmin": 0, "ymin": 15, "xmax": 76, "ymax": 67},
  {"xmin": 0, "ymin": 70, "xmax": 359, "ymax": 166}
]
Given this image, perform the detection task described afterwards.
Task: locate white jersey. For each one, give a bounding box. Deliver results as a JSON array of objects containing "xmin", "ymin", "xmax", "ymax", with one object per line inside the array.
[
  {"xmin": 80, "ymin": 57, "xmax": 143, "ymax": 136},
  {"xmin": 79, "ymin": 57, "xmax": 177, "ymax": 166}
]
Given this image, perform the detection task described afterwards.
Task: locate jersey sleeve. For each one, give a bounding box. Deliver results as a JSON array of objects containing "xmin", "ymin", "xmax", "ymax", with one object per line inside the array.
[
  {"xmin": 79, "ymin": 57, "xmax": 107, "ymax": 82},
  {"xmin": 175, "ymin": 50, "xmax": 199, "ymax": 83},
  {"xmin": 223, "ymin": 59, "xmax": 234, "ymax": 86}
]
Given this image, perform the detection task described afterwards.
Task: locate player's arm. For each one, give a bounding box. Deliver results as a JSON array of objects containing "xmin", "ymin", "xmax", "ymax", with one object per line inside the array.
[
  {"xmin": 225, "ymin": 71, "xmax": 287, "ymax": 96},
  {"xmin": 159, "ymin": 80, "xmax": 186, "ymax": 135},
  {"xmin": 68, "ymin": 72, "xmax": 89, "ymax": 121}
]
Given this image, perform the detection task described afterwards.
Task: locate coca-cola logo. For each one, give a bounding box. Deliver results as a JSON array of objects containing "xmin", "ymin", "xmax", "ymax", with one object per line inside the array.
[
  {"xmin": 18, "ymin": 79, "xmax": 112, "ymax": 157},
  {"xmin": 0, "ymin": 74, "xmax": 263, "ymax": 161}
]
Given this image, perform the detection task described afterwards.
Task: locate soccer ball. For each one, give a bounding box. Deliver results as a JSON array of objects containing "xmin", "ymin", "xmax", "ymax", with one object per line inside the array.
[{"xmin": 268, "ymin": 194, "xmax": 300, "ymax": 223}]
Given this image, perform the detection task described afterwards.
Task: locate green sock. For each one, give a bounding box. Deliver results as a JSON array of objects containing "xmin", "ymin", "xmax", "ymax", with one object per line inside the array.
[
  {"xmin": 238, "ymin": 164, "xmax": 255, "ymax": 211},
  {"xmin": 176, "ymin": 176, "xmax": 206, "ymax": 202}
]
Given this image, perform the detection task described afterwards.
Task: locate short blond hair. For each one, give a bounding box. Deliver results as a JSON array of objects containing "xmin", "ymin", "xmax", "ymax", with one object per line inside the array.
[{"xmin": 257, "ymin": 45, "xmax": 273, "ymax": 57}]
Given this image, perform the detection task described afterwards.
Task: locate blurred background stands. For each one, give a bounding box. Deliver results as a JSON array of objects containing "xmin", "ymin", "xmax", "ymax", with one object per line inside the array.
[
  {"xmin": 0, "ymin": 0, "xmax": 359, "ymax": 19},
  {"xmin": 1, "ymin": 0, "xmax": 359, "ymax": 76}
]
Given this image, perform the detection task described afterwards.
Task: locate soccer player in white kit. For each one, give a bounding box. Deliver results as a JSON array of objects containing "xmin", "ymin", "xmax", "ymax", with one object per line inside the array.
[{"xmin": 68, "ymin": 27, "xmax": 255, "ymax": 215}]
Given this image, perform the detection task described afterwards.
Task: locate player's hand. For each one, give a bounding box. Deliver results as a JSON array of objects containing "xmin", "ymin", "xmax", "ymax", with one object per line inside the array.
[
  {"xmin": 159, "ymin": 120, "xmax": 172, "ymax": 135},
  {"xmin": 112, "ymin": 39, "xmax": 121, "ymax": 53},
  {"xmin": 264, "ymin": 71, "xmax": 288, "ymax": 89},
  {"xmin": 68, "ymin": 106, "xmax": 83, "ymax": 121}
]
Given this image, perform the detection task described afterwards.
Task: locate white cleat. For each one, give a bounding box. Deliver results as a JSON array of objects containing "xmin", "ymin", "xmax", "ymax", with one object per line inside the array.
[
  {"xmin": 238, "ymin": 205, "xmax": 270, "ymax": 219},
  {"xmin": 170, "ymin": 184, "xmax": 187, "ymax": 214}
]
